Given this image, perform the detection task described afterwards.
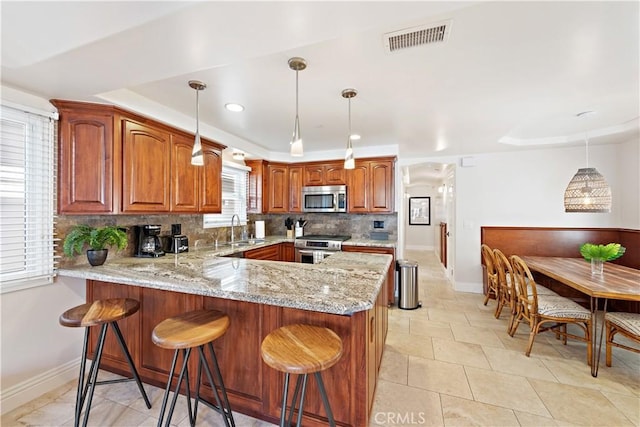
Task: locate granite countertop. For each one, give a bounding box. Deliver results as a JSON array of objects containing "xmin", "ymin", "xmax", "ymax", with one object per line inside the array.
[
  {"xmin": 342, "ymin": 238, "xmax": 396, "ymax": 249},
  {"xmin": 57, "ymin": 239, "xmax": 392, "ymax": 316}
]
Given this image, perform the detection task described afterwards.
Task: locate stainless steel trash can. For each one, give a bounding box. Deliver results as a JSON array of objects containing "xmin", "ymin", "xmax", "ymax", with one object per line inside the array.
[{"xmin": 397, "ymin": 260, "xmax": 420, "ymax": 309}]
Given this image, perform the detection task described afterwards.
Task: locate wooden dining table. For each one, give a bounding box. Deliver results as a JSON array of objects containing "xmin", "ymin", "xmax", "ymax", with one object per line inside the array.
[{"xmin": 522, "ymin": 256, "xmax": 640, "ymax": 377}]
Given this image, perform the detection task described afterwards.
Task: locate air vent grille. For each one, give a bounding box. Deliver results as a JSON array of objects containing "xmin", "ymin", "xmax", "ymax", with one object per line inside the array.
[{"xmin": 384, "ymin": 20, "xmax": 451, "ymax": 53}]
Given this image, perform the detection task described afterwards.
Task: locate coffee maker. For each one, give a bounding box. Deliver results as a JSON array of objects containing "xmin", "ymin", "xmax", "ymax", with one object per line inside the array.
[{"xmin": 134, "ymin": 225, "xmax": 165, "ymax": 257}]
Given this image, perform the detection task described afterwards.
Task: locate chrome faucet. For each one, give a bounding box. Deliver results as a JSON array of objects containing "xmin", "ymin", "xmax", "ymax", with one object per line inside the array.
[{"xmin": 230, "ymin": 214, "xmax": 240, "ymax": 244}]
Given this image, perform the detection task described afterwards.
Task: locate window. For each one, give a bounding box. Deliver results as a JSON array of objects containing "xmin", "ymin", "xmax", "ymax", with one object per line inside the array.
[
  {"xmin": 0, "ymin": 104, "xmax": 57, "ymax": 293},
  {"xmin": 203, "ymin": 161, "xmax": 249, "ymax": 228}
]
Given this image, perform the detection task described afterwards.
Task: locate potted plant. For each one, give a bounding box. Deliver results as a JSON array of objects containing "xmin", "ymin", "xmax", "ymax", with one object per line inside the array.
[
  {"xmin": 579, "ymin": 242, "xmax": 626, "ymax": 275},
  {"xmin": 63, "ymin": 225, "xmax": 128, "ymax": 266}
]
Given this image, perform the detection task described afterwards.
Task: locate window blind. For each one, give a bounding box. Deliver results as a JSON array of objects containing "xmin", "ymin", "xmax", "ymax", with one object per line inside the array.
[
  {"xmin": 0, "ymin": 104, "xmax": 57, "ymax": 293},
  {"xmin": 203, "ymin": 161, "xmax": 249, "ymax": 228}
]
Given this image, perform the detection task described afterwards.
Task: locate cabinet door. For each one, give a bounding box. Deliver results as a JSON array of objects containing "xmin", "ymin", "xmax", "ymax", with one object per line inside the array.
[
  {"xmin": 280, "ymin": 242, "xmax": 295, "ymax": 262},
  {"xmin": 343, "ymin": 245, "xmax": 395, "ymax": 304},
  {"xmin": 199, "ymin": 142, "xmax": 222, "ymax": 213},
  {"xmin": 347, "ymin": 162, "xmax": 369, "ymax": 212},
  {"xmin": 303, "ymin": 165, "xmax": 324, "ymax": 186},
  {"xmin": 245, "ymin": 160, "xmax": 264, "ymax": 214},
  {"xmin": 244, "ymin": 245, "xmax": 280, "ymax": 260},
  {"xmin": 122, "ymin": 120, "xmax": 171, "ymax": 212},
  {"xmin": 58, "ymin": 110, "xmax": 115, "ymax": 213},
  {"xmin": 170, "ymin": 134, "xmax": 198, "ymax": 212},
  {"xmin": 289, "ymin": 165, "xmax": 303, "ymax": 213},
  {"xmin": 324, "ymin": 163, "xmax": 346, "ymax": 185},
  {"xmin": 266, "ymin": 164, "xmax": 289, "ymax": 213},
  {"xmin": 370, "ymin": 160, "xmax": 394, "ymax": 212}
]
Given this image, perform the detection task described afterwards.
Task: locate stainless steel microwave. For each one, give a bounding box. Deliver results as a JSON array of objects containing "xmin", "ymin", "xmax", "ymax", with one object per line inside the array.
[{"xmin": 302, "ymin": 185, "xmax": 347, "ymax": 213}]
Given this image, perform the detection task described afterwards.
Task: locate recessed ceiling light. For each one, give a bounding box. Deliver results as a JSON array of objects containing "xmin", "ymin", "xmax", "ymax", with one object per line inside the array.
[
  {"xmin": 350, "ymin": 134, "xmax": 361, "ymax": 140},
  {"xmin": 225, "ymin": 103, "xmax": 244, "ymax": 112}
]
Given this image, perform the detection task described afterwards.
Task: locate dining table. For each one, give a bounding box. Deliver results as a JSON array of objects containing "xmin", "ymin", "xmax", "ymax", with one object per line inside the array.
[{"xmin": 522, "ymin": 256, "xmax": 640, "ymax": 377}]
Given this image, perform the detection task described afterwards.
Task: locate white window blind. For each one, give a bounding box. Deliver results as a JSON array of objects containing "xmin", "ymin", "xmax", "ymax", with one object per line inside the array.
[
  {"xmin": 203, "ymin": 161, "xmax": 249, "ymax": 228},
  {"xmin": 0, "ymin": 104, "xmax": 57, "ymax": 293}
]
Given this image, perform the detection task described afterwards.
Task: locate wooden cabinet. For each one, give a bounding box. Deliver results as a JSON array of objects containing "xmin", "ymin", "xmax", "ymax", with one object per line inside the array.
[
  {"xmin": 280, "ymin": 242, "xmax": 295, "ymax": 262},
  {"xmin": 343, "ymin": 245, "xmax": 396, "ymax": 305},
  {"xmin": 122, "ymin": 119, "xmax": 171, "ymax": 213},
  {"xmin": 53, "ymin": 101, "xmax": 118, "ymax": 214},
  {"xmin": 245, "ymin": 159, "xmax": 264, "ymax": 214},
  {"xmin": 303, "ymin": 162, "xmax": 346, "ymax": 186},
  {"xmin": 170, "ymin": 135, "xmax": 222, "ymax": 213},
  {"xmin": 347, "ymin": 158, "xmax": 395, "ymax": 213},
  {"xmin": 289, "ymin": 165, "xmax": 303, "ymax": 213},
  {"xmin": 53, "ymin": 100, "xmax": 226, "ymax": 215},
  {"xmin": 243, "ymin": 244, "xmax": 280, "ymax": 260},
  {"xmin": 265, "ymin": 163, "xmax": 289, "ymax": 213}
]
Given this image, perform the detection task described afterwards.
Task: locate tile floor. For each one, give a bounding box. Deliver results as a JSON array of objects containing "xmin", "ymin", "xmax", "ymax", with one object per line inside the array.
[{"xmin": 3, "ymin": 250, "xmax": 639, "ymax": 426}]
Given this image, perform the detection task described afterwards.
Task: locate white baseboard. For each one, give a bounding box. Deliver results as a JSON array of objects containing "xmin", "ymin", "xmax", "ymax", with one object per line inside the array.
[
  {"xmin": 454, "ymin": 281, "xmax": 483, "ymax": 294},
  {"xmin": 404, "ymin": 245, "xmax": 434, "ymax": 251},
  {"xmin": 1, "ymin": 358, "xmax": 81, "ymax": 415}
]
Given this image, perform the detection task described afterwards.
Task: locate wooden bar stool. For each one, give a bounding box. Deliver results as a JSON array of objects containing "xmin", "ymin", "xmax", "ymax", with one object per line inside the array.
[
  {"xmin": 152, "ymin": 309, "xmax": 235, "ymax": 427},
  {"xmin": 261, "ymin": 324, "xmax": 343, "ymax": 427},
  {"xmin": 59, "ymin": 298, "xmax": 151, "ymax": 427}
]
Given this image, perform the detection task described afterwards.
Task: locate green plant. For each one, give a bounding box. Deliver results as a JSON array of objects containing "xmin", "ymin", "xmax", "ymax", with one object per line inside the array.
[
  {"xmin": 63, "ymin": 225, "xmax": 128, "ymax": 257},
  {"xmin": 579, "ymin": 242, "xmax": 626, "ymax": 262}
]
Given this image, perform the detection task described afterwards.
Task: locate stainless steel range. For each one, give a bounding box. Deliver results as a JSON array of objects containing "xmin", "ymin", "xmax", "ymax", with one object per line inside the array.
[{"xmin": 294, "ymin": 234, "xmax": 351, "ymax": 264}]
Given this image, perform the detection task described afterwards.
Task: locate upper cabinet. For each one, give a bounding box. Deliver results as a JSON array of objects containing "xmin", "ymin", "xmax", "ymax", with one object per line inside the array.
[
  {"xmin": 347, "ymin": 158, "xmax": 395, "ymax": 213},
  {"xmin": 245, "ymin": 159, "xmax": 264, "ymax": 214},
  {"xmin": 53, "ymin": 101, "xmax": 117, "ymax": 214},
  {"xmin": 265, "ymin": 163, "xmax": 289, "ymax": 213},
  {"xmin": 303, "ymin": 162, "xmax": 346, "ymax": 186},
  {"xmin": 53, "ymin": 100, "xmax": 225, "ymax": 215},
  {"xmin": 289, "ymin": 165, "xmax": 303, "ymax": 213}
]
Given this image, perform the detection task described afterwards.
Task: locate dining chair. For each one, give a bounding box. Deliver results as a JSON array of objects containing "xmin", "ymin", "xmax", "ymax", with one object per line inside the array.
[
  {"xmin": 509, "ymin": 255, "xmax": 592, "ymax": 364},
  {"xmin": 493, "ymin": 249, "xmax": 517, "ymax": 331},
  {"xmin": 605, "ymin": 312, "xmax": 640, "ymax": 367},
  {"xmin": 481, "ymin": 244, "xmax": 499, "ymax": 308}
]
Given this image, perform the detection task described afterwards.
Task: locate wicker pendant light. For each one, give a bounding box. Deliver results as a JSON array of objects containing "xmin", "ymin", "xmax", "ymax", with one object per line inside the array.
[{"xmin": 564, "ymin": 126, "xmax": 611, "ymax": 212}]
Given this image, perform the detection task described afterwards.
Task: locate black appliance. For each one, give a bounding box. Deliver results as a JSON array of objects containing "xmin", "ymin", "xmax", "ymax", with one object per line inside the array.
[
  {"xmin": 134, "ymin": 225, "xmax": 165, "ymax": 257},
  {"xmin": 162, "ymin": 223, "xmax": 189, "ymax": 254},
  {"xmin": 294, "ymin": 234, "xmax": 351, "ymax": 264}
]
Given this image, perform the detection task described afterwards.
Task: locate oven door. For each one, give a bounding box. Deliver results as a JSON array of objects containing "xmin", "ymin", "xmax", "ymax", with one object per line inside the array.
[{"xmin": 295, "ymin": 248, "xmax": 334, "ymax": 264}]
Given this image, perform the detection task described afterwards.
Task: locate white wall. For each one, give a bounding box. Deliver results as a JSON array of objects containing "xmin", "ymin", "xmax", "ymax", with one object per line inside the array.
[
  {"xmin": 453, "ymin": 140, "xmax": 639, "ymax": 292},
  {"xmin": 404, "ymin": 184, "xmax": 438, "ymax": 250}
]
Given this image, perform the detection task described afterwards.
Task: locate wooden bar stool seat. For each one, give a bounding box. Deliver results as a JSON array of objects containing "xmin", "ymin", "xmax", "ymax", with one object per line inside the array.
[
  {"xmin": 59, "ymin": 298, "xmax": 151, "ymax": 427},
  {"xmin": 261, "ymin": 324, "xmax": 343, "ymax": 427},
  {"xmin": 152, "ymin": 309, "xmax": 234, "ymax": 427}
]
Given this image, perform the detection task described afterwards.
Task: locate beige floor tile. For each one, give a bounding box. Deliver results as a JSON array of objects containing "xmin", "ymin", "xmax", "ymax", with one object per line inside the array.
[
  {"xmin": 497, "ymin": 331, "xmax": 565, "ymax": 360},
  {"xmin": 482, "ymin": 346, "xmax": 558, "ymax": 381},
  {"xmin": 409, "ymin": 318, "xmax": 454, "ymax": 340},
  {"xmin": 432, "ymin": 337, "xmax": 491, "ymax": 369},
  {"xmin": 529, "ymin": 378, "xmax": 635, "ymax": 426},
  {"xmin": 379, "ymin": 348, "xmax": 409, "ymax": 384},
  {"xmin": 407, "ymin": 356, "xmax": 473, "ymax": 399},
  {"xmin": 79, "ymin": 399, "xmax": 150, "ymax": 427},
  {"xmin": 370, "ymin": 379, "xmax": 444, "ymax": 427},
  {"xmin": 542, "ymin": 357, "xmax": 637, "ymax": 396},
  {"xmin": 450, "ymin": 323, "xmax": 505, "ymax": 349},
  {"xmin": 464, "ymin": 366, "xmax": 551, "ymax": 417},
  {"xmin": 385, "ymin": 329, "xmax": 434, "ymax": 360},
  {"xmin": 601, "ymin": 390, "xmax": 640, "ymax": 426},
  {"xmin": 514, "ymin": 411, "xmax": 580, "ymax": 427},
  {"xmin": 441, "ymin": 394, "xmax": 519, "ymax": 426},
  {"xmin": 10, "ymin": 397, "xmax": 76, "ymax": 426},
  {"xmin": 427, "ymin": 308, "xmax": 470, "ymax": 325}
]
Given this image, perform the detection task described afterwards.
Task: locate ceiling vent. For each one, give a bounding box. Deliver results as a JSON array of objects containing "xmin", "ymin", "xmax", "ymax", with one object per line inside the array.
[{"xmin": 383, "ymin": 20, "xmax": 452, "ymax": 53}]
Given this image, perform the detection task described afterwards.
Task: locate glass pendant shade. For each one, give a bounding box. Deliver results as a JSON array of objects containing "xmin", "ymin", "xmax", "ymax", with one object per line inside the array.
[
  {"xmin": 288, "ymin": 57, "xmax": 306, "ymax": 157},
  {"xmin": 564, "ymin": 167, "xmax": 611, "ymax": 212},
  {"xmin": 342, "ymin": 88, "xmax": 357, "ymax": 170},
  {"xmin": 189, "ymin": 80, "xmax": 206, "ymax": 166}
]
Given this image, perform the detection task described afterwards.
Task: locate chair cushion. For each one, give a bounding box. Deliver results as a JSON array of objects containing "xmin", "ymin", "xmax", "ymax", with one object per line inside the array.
[
  {"xmin": 536, "ymin": 295, "xmax": 591, "ymax": 320},
  {"xmin": 605, "ymin": 312, "xmax": 640, "ymax": 336}
]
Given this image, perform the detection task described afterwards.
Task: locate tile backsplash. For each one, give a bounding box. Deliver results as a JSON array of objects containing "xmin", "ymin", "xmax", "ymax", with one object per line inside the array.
[{"xmin": 57, "ymin": 212, "xmax": 397, "ymax": 267}]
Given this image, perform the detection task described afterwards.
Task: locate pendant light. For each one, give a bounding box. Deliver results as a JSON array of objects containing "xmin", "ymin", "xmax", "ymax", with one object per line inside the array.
[
  {"xmin": 564, "ymin": 113, "xmax": 611, "ymax": 212},
  {"xmin": 288, "ymin": 57, "xmax": 306, "ymax": 157},
  {"xmin": 342, "ymin": 88, "xmax": 357, "ymax": 170},
  {"xmin": 189, "ymin": 80, "xmax": 206, "ymax": 166}
]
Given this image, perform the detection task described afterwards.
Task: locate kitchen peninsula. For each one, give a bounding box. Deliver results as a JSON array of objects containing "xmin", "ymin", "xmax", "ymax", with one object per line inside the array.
[{"xmin": 58, "ymin": 241, "xmax": 391, "ymax": 427}]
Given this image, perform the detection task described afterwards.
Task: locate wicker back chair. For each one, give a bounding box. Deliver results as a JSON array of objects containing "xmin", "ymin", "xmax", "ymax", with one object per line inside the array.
[
  {"xmin": 605, "ymin": 312, "xmax": 640, "ymax": 367},
  {"xmin": 493, "ymin": 248, "xmax": 517, "ymax": 331},
  {"xmin": 509, "ymin": 255, "xmax": 592, "ymax": 364},
  {"xmin": 481, "ymin": 244, "xmax": 499, "ymax": 308}
]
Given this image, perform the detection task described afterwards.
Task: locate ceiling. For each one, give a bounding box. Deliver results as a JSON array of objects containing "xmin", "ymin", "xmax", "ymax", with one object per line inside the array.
[{"xmin": 2, "ymin": 1, "xmax": 638, "ymax": 182}]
